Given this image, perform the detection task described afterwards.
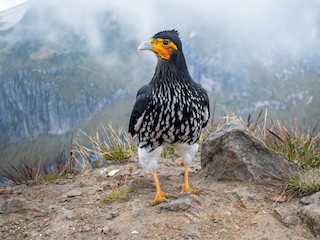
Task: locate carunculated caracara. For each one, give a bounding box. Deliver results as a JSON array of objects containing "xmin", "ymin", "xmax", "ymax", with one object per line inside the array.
[{"xmin": 129, "ymin": 30, "xmax": 210, "ymax": 206}]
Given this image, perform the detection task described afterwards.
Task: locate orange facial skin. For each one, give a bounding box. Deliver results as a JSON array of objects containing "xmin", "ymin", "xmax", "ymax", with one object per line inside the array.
[{"xmin": 149, "ymin": 38, "xmax": 178, "ymax": 59}]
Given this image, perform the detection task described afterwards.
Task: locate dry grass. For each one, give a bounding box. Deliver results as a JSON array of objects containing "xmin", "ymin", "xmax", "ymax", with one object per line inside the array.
[
  {"xmin": 74, "ymin": 124, "xmax": 137, "ymax": 166},
  {"xmin": 263, "ymin": 121, "xmax": 319, "ymax": 168},
  {"xmin": 285, "ymin": 169, "xmax": 320, "ymax": 196},
  {"xmin": 0, "ymin": 151, "xmax": 73, "ymax": 184}
]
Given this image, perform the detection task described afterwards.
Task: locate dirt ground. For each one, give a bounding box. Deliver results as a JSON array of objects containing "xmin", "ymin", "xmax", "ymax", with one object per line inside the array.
[{"xmin": 0, "ymin": 155, "xmax": 316, "ymax": 240}]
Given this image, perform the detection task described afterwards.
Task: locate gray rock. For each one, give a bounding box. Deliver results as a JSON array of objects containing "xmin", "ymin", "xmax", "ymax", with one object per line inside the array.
[
  {"xmin": 128, "ymin": 178, "xmax": 154, "ymax": 189},
  {"xmin": 102, "ymin": 225, "xmax": 111, "ymax": 234},
  {"xmin": 273, "ymin": 206, "xmax": 301, "ymax": 228},
  {"xmin": 0, "ymin": 197, "xmax": 46, "ymax": 217},
  {"xmin": 159, "ymin": 197, "xmax": 192, "ymax": 212},
  {"xmin": 128, "ymin": 156, "xmax": 139, "ymax": 163},
  {"xmin": 299, "ymin": 192, "xmax": 320, "ymax": 236},
  {"xmin": 201, "ymin": 119, "xmax": 298, "ymax": 181},
  {"xmin": 65, "ymin": 189, "xmax": 83, "ymax": 198},
  {"xmin": 105, "ymin": 212, "xmax": 118, "ymax": 220},
  {"xmin": 300, "ymin": 191, "xmax": 320, "ymax": 205}
]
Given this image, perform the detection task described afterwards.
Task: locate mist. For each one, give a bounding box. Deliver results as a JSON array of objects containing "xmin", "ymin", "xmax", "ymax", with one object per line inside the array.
[{"xmin": 10, "ymin": 0, "xmax": 315, "ymax": 62}]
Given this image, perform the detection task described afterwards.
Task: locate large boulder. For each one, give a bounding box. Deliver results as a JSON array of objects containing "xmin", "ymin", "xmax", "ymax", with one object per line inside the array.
[{"xmin": 201, "ymin": 119, "xmax": 297, "ymax": 181}]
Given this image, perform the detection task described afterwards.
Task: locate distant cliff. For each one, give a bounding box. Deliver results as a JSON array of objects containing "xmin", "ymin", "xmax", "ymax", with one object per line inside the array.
[{"xmin": 0, "ymin": 67, "xmax": 129, "ymax": 148}]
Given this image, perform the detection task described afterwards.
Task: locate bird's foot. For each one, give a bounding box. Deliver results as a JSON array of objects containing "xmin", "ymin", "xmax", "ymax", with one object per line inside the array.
[
  {"xmin": 180, "ymin": 184, "xmax": 201, "ymax": 194},
  {"xmin": 151, "ymin": 191, "xmax": 175, "ymax": 206}
]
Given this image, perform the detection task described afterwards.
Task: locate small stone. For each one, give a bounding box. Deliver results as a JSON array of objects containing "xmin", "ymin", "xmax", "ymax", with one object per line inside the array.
[
  {"xmin": 65, "ymin": 189, "xmax": 82, "ymax": 198},
  {"xmin": 100, "ymin": 168, "xmax": 109, "ymax": 174},
  {"xmin": 0, "ymin": 197, "xmax": 46, "ymax": 217},
  {"xmin": 105, "ymin": 212, "xmax": 117, "ymax": 220},
  {"xmin": 128, "ymin": 179, "xmax": 153, "ymax": 189},
  {"xmin": 80, "ymin": 225, "xmax": 91, "ymax": 232},
  {"xmin": 131, "ymin": 230, "xmax": 138, "ymax": 234},
  {"xmin": 128, "ymin": 156, "xmax": 139, "ymax": 162},
  {"xmin": 30, "ymin": 231, "xmax": 41, "ymax": 238},
  {"xmin": 21, "ymin": 232, "xmax": 28, "ymax": 238},
  {"xmin": 108, "ymin": 182, "xmax": 119, "ymax": 190},
  {"xmin": 160, "ymin": 197, "xmax": 192, "ymax": 212},
  {"xmin": 37, "ymin": 219, "xmax": 50, "ymax": 227},
  {"xmin": 102, "ymin": 226, "xmax": 110, "ymax": 234},
  {"xmin": 174, "ymin": 158, "xmax": 184, "ymax": 167},
  {"xmin": 108, "ymin": 169, "xmax": 120, "ymax": 176},
  {"xmin": 185, "ymin": 230, "xmax": 201, "ymax": 239}
]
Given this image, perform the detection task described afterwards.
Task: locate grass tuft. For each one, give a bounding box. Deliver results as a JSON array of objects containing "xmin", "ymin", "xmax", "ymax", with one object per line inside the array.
[
  {"xmin": 75, "ymin": 124, "xmax": 137, "ymax": 163},
  {"xmin": 263, "ymin": 120, "xmax": 319, "ymax": 168},
  {"xmin": 0, "ymin": 150, "xmax": 74, "ymax": 184},
  {"xmin": 245, "ymin": 110, "xmax": 319, "ymax": 197},
  {"xmin": 36, "ymin": 169, "xmax": 69, "ymax": 183},
  {"xmin": 100, "ymin": 187, "xmax": 134, "ymax": 204},
  {"xmin": 280, "ymin": 169, "xmax": 320, "ymax": 197}
]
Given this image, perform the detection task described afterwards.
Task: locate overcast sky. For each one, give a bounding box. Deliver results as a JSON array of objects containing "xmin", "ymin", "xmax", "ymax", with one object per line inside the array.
[
  {"xmin": 1, "ymin": 0, "xmax": 320, "ymax": 60},
  {"xmin": 0, "ymin": 0, "xmax": 30, "ymax": 12}
]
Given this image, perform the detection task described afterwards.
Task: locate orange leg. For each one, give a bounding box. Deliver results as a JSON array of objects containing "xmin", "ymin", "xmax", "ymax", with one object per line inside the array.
[
  {"xmin": 180, "ymin": 165, "xmax": 201, "ymax": 194},
  {"xmin": 151, "ymin": 170, "xmax": 173, "ymax": 206}
]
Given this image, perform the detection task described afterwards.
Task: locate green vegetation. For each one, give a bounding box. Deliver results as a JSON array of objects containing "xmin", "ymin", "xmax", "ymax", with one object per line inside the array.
[
  {"xmin": 99, "ymin": 125, "xmax": 137, "ymax": 161},
  {"xmin": 263, "ymin": 120, "xmax": 320, "ymax": 196},
  {"xmin": 36, "ymin": 170, "xmax": 69, "ymax": 183},
  {"xmin": 100, "ymin": 187, "xmax": 134, "ymax": 204},
  {"xmin": 75, "ymin": 124, "xmax": 137, "ymax": 163},
  {"xmin": 263, "ymin": 121, "xmax": 319, "ymax": 168},
  {"xmin": 285, "ymin": 169, "xmax": 320, "ymax": 196}
]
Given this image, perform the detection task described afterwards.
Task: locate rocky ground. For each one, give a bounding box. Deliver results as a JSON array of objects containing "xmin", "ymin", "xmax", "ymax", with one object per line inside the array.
[{"xmin": 0, "ymin": 155, "xmax": 318, "ymax": 240}]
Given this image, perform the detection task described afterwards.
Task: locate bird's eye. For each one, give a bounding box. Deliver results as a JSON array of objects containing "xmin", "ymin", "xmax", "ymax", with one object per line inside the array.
[{"xmin": 163, "ymin": 39, "xmax": 169, "ymax": 45}]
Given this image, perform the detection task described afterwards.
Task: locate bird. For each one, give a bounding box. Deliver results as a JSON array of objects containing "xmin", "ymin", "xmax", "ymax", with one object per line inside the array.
[{"xmin": 129, "ymin": 30, "xmax": 210, "ymax": 206}]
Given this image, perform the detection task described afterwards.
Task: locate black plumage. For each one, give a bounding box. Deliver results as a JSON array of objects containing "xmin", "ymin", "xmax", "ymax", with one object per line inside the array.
[{"xmin": 129, "ymin": 30, "xmax": 210, "ymax": 150}]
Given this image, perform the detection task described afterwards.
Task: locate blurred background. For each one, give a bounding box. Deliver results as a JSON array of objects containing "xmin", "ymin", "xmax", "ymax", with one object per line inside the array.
[{"xmin": 0, "ymin": 0, "xmax": 319, "ymax": 177}]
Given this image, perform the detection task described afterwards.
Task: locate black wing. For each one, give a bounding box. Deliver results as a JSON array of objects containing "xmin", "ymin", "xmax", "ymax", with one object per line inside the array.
[
  {"xmin": 128, "ymin": 84, "xmax": 152, "ymax": 136},
  {"xmin": 201, "ymin": 86, "xmax": 210, "ymax": 128},
  {"xmin": 192, "ymin": 81, "xmax": 210, "ymax": 128}
]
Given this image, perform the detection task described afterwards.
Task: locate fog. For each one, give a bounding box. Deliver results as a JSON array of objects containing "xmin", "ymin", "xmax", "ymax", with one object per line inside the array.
[
  {"xmin": 3, "ymin": 0, "xmax": 318, "ymax": 61},
  {"xmin": 0, "ymin": 0, "xmax": 31, "ymax": 31}
]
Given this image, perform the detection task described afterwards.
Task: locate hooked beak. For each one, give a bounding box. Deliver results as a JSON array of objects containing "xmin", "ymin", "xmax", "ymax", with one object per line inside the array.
[{"xmin": 137, "ymin": 40, "xmax": 153, "ymax": 52}]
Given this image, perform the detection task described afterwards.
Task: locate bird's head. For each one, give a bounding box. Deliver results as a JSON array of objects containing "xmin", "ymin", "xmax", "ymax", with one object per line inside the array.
[{"xmin": 137, "ymin": 30, "xmax": 182, "ymax": 60}]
